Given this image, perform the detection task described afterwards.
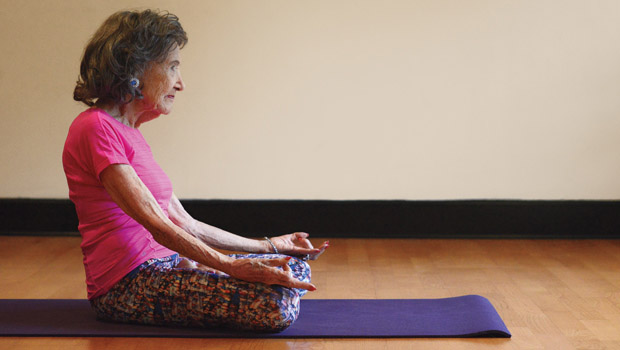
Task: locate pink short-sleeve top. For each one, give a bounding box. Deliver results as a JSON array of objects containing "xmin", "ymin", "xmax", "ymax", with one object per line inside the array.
[{"xmin": 62, "ymin": 108, "xmax": 176, "ymax": 299}]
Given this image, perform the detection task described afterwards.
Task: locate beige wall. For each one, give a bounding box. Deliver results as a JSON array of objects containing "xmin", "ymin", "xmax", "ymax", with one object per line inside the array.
[{"xmin": 1, "ymin": 0, "xmax": 620, "ymax": 200}]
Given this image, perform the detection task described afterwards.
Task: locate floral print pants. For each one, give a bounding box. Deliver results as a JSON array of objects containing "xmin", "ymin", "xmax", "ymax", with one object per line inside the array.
[{"xmin": 90, "ymin": 254, "xmax": 311, "ymax": 332}]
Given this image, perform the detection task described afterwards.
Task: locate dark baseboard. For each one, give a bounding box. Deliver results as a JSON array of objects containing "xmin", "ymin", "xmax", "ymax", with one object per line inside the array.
[{"xmin": 1, "ymin": 199, "xmax": 619, "ymax": 238}]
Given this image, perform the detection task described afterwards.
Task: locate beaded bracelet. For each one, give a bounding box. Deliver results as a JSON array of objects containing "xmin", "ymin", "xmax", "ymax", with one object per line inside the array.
[{"xmin": 264, "ymin": 237, "xmax": 279, "ymax": 254}]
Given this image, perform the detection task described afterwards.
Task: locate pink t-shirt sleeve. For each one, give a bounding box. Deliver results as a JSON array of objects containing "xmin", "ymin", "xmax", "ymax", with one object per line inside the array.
[{"xmin": 78, "ymin": 115, "xmax": 130, "ymax": 179}]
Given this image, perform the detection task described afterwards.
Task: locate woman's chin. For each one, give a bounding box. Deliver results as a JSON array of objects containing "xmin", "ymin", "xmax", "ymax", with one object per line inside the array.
[{"xmin": 158, "ymin": 103, "xmax": 174, "ymax": 115}]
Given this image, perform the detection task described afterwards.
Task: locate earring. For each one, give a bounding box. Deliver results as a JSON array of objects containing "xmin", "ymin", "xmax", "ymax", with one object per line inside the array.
[{"xmin": 129, "ymin": 78, "xmax": 140, "ymax": 88}]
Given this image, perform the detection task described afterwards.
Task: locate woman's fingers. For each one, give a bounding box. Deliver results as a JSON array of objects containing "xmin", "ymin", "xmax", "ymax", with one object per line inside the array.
[
  {"xmin": 295, "ymin": 232, "xmax": 316, "ymax": 248},
  {"xmin": 292, "ymin": 233, "xmax": 330, "ymax": 260},
  {"xmin": 308, "ymin": 240, "xmax": 329, "ymax": 260},
  {"xmin": 294, "ymin": 233, "xmax": 314, "ymax": 250},
  {"xmin": 269, "ymin": 266, "xmax": 316, "ymax": 290},
  {"xmin": 270, "ymin": 232, "xmax": 331, "ymax": 260},
  {"xmin": 286, "ymin": 278, "xmax": 317, "ymax": 291},
  {"xmin": 282, "ymin": 260, "xmax": 292, "ymax": 273},
  {"xmin": 259, "ymin": 257, "xmax": 316, "ymax": 291},
  {"xmin": 263, "ymin": 256, "xmax": 292, "ymax": 267},
  {"xmin": 293, "ymin": 232, "xmax": 310, "ymax": 240},
  {"xmin": 291, "ymin": 246, "xmax": 322, "ymax": 255}
]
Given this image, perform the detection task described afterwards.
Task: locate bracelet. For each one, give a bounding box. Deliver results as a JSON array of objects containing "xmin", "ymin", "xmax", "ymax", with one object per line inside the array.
[{"xmin": 264, "ymin": 237, "xmax": 279, "ymax": 254}]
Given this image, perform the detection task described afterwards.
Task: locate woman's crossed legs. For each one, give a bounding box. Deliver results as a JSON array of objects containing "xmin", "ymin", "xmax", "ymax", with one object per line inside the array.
[{"xmin": 91, "ymin": 254, "xmax": 311, "ymax": 332}]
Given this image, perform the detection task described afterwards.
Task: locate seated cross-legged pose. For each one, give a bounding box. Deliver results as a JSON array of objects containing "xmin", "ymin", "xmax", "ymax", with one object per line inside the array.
[{"xmin": 62, "ymin": 9, "xmax": 328, "ymax": 332}]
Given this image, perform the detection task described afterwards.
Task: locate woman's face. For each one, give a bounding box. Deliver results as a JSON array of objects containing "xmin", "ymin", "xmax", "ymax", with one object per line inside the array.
[{"xmin": 139, "ymin": 45, "xmax": 185, "ymax": 116}]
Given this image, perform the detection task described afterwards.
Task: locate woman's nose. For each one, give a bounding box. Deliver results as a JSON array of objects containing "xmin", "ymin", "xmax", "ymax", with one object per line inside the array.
[{"xmin": 175, "ymin": 72, "xmax": 185, "ymax": 91}]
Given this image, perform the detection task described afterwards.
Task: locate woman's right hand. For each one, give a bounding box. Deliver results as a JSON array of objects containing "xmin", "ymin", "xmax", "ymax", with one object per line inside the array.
[{"xmin": 227, "ymin": 256, "xmax": 316, "ymax": 291}]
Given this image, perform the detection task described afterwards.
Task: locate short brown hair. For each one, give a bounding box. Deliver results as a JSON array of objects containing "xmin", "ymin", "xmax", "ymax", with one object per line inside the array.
[{"xmin": 73, "ymin": 9, "xmax": 188, "ymax": 106}]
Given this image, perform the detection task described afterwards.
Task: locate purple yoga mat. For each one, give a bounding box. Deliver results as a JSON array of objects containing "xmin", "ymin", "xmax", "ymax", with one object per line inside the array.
[{"xmin": 0, "ymin": 295, "xmax": 510, "ymax": 338}]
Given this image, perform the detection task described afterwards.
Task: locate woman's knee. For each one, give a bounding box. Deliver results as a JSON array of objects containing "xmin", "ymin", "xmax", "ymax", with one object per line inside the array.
[
  {"xmin": 259, "ymin": 304, "xmax": 299, "ymax": 332},
  {"xmin": 249, "ymin": 289, "xmax": 301, "ymax": 332}
]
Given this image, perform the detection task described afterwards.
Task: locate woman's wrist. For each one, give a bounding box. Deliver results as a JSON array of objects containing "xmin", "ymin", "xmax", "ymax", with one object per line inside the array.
[{"xmin": 263, "ymin": 237, "xmax": 279, "ymax": 254}]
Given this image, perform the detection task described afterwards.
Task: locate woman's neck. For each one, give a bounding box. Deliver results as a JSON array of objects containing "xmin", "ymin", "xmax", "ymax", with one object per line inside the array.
[
  {"xmin": 95, "ymin": 100, "xmax": 158, "ymax": 129},
  {"xmin": 96, "ymin": 101, "xmax": 137, "ymax": 128}
]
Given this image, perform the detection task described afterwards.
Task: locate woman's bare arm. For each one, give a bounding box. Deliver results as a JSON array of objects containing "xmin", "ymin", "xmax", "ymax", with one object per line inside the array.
[
  {"xmin": 167, "ymin": 194, "xmax": 272, "ymax": 253},
  {"xmin": 168, "ymin": 194, "xmax": 328, "ymax": 258},
  {"xmin": 100, "ymin": 164, "xmax": 315, "ymax": 290},
  {"xmin": 100, "ymin": 164, "xmax": 234, "ymax": 271}
]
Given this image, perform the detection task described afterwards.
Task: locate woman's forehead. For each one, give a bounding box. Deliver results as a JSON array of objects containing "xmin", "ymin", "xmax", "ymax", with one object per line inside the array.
[{"xmin": 165, "ymin": 45, "xmax": 181, "ymax": 63}]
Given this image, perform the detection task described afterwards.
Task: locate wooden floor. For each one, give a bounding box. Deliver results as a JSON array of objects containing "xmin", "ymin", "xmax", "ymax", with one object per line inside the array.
[{"xmin": 1, "ymin": 236, "xmax": 620, "ymax": 349}]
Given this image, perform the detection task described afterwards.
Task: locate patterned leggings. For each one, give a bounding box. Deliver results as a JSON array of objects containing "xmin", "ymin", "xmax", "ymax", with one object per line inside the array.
[{"xmin": 90, "ymin": 254, "xmax": 311, "ymax": 332}]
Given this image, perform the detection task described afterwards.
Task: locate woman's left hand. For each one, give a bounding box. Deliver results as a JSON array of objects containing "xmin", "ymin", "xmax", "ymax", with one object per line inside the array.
[{"xmin": 269, "ymin": 232, "xmax": 329, "ymax": 260}]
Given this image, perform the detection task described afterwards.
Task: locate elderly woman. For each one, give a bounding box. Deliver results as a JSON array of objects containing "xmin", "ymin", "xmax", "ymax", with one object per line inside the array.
[{"xmin": 62, "ymin": 9, "xmax": 328, "ymax": 332}]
